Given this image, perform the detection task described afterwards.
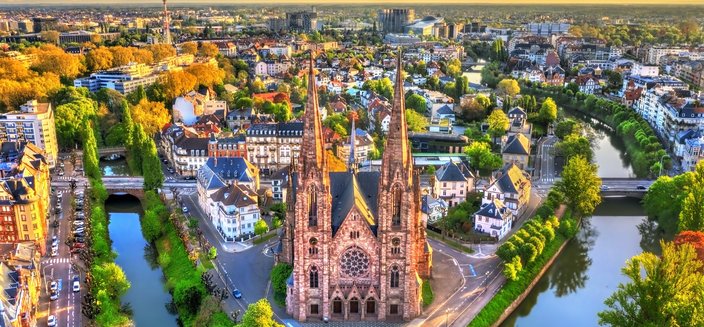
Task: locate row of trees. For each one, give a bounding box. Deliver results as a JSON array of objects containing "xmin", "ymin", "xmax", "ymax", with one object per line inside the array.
[
  {"xmin": 497, "ymin": 216, "xmax": 560, "ymax": 281},
  {"xmin": 644, "ymin": 161, "xmax": 704, "ymax": 235}
]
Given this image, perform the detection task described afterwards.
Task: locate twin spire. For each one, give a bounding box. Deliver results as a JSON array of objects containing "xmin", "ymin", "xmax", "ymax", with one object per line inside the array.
[{"xmin": 300, "ymin": 49, "xmax": 410, "ymax": 178}]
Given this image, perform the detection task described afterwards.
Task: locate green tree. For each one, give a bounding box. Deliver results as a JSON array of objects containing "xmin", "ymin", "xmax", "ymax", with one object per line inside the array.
[
  {"xmin": 539, "ymin": 97, "xmax": 558, "ymax": 124},
  {"xmin": 405, "ymin": 109, "xmax": 428, "ymax": 132},
  {"xmin": 496, "ymin": 79, "xmax": 520, "ymax": 98},
  {"xmin": 554, "ymin": 119, "xmax": 582, "ymax": 140},
  {"xmin": 487, "ymin": 109, "xmax": 510, "ymax": 142},
  {"xmin": 142, "ymin": 137, "xmax": 164, "ymax": 191},
  {"xmin": 679, "ymin": 163, "xmax": 704, "ymax": 232},
  {"xmin": 91, "ymin": 262, "xmax": 131, "ymax": 299},
  {"xmin": 239, "ymin": 299, "xmax": 282, "ymax": 327},
  {"xmin": 405, "ymin": 93, "xmax": 428, "ymax": 114},
  {"xmin": 455, "ymin": 76, "xmax": 469, "ymax": 98},
  {"xmin": 465, "ymin": 141, "xmax": 502, "ymax": 171},
  {"xmin": 598, "ymin": 241, "xmax": 704, "ymax": 327},
  {"xmin": 141, "ymin": 209, "xmax": 164, "ymax": 243},
  {"xmin": 555, "ymin": 156, "xmax": 602, "ymax": 217},
  {"xmin": 173, "ymin": 280, "xmax": 204, "ymax": 316},
  {"xmin": 254, "ymin": 219, "xmax": 268, "ymax": 236},
  {"xmin": 556, "ymin": 134, "xmax": 593, "ymax": 162}
]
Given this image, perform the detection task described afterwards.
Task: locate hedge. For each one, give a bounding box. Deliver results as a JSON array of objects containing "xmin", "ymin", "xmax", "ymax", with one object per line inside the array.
[{"xmin": 422, "ymin": 279, "xmax": 434, "ymax": 307}]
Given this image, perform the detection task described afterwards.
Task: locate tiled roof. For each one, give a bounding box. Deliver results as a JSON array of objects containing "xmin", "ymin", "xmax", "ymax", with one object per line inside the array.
[
  {"xmin": 435, "ymin": 161, "xmax": 473, "ymax": 182},
  {"xmin": 475, "ymin": 199, "xmax": 508, "ymax": 220},
  {"xmin": 503, "ymin": 133, "xmax": 530, "ymax": 155}
]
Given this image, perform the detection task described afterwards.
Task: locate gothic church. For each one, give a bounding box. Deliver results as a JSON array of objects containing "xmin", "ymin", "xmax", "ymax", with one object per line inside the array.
[{"xmin": 280, "ymin": 51, "xmax": 432, "ymax": 322}]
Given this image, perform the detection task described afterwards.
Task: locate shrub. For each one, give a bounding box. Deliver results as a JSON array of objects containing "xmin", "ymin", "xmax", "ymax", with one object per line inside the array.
[
  {"xmin": 422, "ymin": 279, "xmax": 434, "ymax": 307},
  {"xmin": 270, "ymin": 263, "xmax": 293, "ymax": 307}
]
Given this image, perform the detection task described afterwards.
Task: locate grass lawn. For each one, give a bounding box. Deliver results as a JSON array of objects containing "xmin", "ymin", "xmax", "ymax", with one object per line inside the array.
[{"xmin": 427, "ymin": 230, "xmax": 474, "ymax": 254}]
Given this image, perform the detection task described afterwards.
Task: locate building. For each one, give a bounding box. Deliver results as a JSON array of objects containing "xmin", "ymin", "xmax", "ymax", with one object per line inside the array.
[
  {"xmin": 405, "ymin": 16, "xmax": 444, "ymax": 36},
  {"xmin": 173, "ymin": 90, "xmax": 227, "ymax": 125},
  {"xmin": 0, "ymin": 143, "xmax": 51, "ymax": 255},
  {"xmin": 378, "ymin": 9, "xmax": 415, "ymax": 34},
  {"xmin": 281, "ymin": 53, "xmax": 431, "ymax": 322},
  {"xmin": 160, "ymin": 124, "xmax": 246, "ymax": 176},
  {"xmin": 502, "ymin": 133, "xmax": 531, "ymax": 170},
  {"xmin": 245, "ymin": 122, "xmax": 303, "ymax": 172},
  {"xmin": 433, "ymin": 161, "xmax": 474, "ymax": 207},
  {"xmin": 643, "ymin": 46, "xmax": 690, "ymax": 65},
  {"xmin": 421, "ymin": 195, "xmax": 448, "ymax": 225},
  {"xmin": 0, "ymin": 100, "xmax": 58, "ymax": 168},
  {"xmin": 473, "ymin": 199, "xmax": 512, "ymax": 240},
  {"xmin": 482, "ymin": 163, "xmax": 531, "ymax": 217},
  {"xmin": 336, "ymin": 123, "xmax": 374, "ymax": 167},
  {"xmin": 0, "ymin": 242, "xmax": 41, "ymax": 327},
  {"xmin": 408, "ymin": 132, "xmax": 469, "ymax": 154},
  {"xmin": 524, "ymin": 22, "xmax": 570, "ymax": 36},
  {"xmin": 73, "ymin": 63, "xmax": 160, "ymax": 94},
  {"xmin": 566, "ymin": 74, "xmax": 601, "ymax": 95},
  {"xmin": 31, "ymin": 17, "xmax": 57, "ymax": 33},
  {"xmin": 287, "ymin": 10, "xmax": 318, "ymax": 32}
]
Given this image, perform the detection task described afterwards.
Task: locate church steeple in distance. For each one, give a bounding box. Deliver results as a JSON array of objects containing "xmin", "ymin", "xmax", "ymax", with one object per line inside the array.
[
  {"xmin": 299, "ymin": 50, "xmax": 327, "ymax": 178},
  {"xmin": 348, "ymin": 117, "xmax": 357, "ymax": 174}
]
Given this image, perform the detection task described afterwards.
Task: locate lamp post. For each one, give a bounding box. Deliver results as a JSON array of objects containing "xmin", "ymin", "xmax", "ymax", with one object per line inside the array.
[{"xmin": 659, "ymin": 154, "xmax": 670, "ymax": 177}]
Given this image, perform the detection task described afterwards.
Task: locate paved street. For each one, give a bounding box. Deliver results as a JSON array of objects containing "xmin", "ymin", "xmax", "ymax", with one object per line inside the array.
[{"xmin": 535, "ymin": 135, "xmax": 559, "ymax": 184}]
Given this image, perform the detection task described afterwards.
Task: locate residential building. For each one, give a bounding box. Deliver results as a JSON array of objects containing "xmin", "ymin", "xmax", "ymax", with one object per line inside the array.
[
  {"xmin": 502, "ymin": 133, "xmax": 531, "ymax": 170},
  {"xmin": 433, "ymin": 161, "xmax": 475, "ymax": 207},
  {"xmin": 0, "ymin": 242, "xmax": 40, "ymax": 327},
  {"xmin": 173, "ymin": 90, "xmax": 227, "ymax": 126},
  {"xmin": 421, "ymin": 195, "xmax": 448, "ymax": 225},
  {"xmin": 286, "ymin": 10, "xmax": 318, "ymax": 32},
  {"xmin": 672, "ymin": 60, "xmax": 704, "ymax": 89},
  {"xmin": 482, "ymin": 163, "xmax": 532, "ymax": 217},
  {"xmin": 270, "ymin": 167, "xmax": 290, "ymax": 201},
  {"xmin": 408, "ymin": 132, "xmax": 469, "ymax": 153},
  {"xmin": 0, "ymin": 100, "xmax": 58, "ymax": 167},
  {"xmin": 473, "ymin": 199, "xmax": 512, "ymax": 240},
  {"xmin": 405, "ymin": 16, "xmax": 444, "ymax": 36},
  {"xmin": 378, "ymin": 9, "xmax": 415, "ymax": 34},
  {"xmin": 160, "ymin": 124, "xmax": 246, "ymax": 176},
  {"xmin": 525, "ymin": 22, "xmax": 570, "ymax": 36},
  {"xmin": 245, "ymin": 122, "xmax": 303, "ymax": 172},
  {"xmin": 565, "ymin": 74, "xmax": 601, "ymax": 95},
  {"xmin": 507, "ymin": 107, "xmax": 532, "ymax": 137},
  {"xmin": 336, "ymin": 133, "xmax": 374, "ymax": 166},
  {"xmin": 643, "ymin": 46, "xmax": 690, "ymax": 65}
]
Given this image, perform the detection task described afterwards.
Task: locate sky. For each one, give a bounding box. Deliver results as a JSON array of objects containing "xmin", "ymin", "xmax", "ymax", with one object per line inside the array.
[{"xmin": 0, "ymin": 0, "xmax": 703, "ymax": 4}]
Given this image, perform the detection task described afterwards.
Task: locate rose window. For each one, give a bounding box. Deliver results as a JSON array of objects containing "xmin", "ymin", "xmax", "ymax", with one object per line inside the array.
[{"xmin": 340, "ymin": 247, "xmax": 370, "ymax": 277}]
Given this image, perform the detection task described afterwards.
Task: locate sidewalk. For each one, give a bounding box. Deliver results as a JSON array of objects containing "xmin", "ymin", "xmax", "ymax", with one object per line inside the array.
[{"xmin": 183, "ymin": 193, "xmax": 253, "ymax": 253}]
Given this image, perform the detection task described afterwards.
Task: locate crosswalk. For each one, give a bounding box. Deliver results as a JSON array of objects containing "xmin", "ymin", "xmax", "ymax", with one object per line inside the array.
[
  {"xmin": 54, "ymin": 176, "xmax": 77, "ymax": 182},
  {"xmin": 44, "ymin": 257, "xmax": 71, "ymax": 264}
]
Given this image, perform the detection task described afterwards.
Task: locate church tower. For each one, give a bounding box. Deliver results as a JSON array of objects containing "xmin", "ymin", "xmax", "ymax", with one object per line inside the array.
[
  {"xmin": 376, "ymin": 49, "xmax": 427, "ymax": 320},
  {"xmin": 287, "ymin": 51, "xmax": 333, "ymax": 321}
]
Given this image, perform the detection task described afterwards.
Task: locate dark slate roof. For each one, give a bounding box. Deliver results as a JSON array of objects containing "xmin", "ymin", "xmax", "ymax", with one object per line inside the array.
[
  {"xmin": 292, "ymin": 171, "xmax": 380, "ymax": 236},
  {"xmin": 198, "ymin": 157, "xmax": 257, "ymax": 191},
  {"xmin": 435, "ymin": 161, "xmax": 473, "ymax": 182},
  {"xmin": 507, "ymin": 107, "xmax": 526, "ymax": 118},
  {"xmin": 495, "ymin": 163, "xmax": 529, "ymax": 194},
  {"xmin": 503, "ymin": 134, "xmax": 530, "ymax": 155},
  {"xmin": 210, "ymin": 183, "xmax": 257, "ymax": 207},
  {"xmin": 475, "ymin": 199, "xmax": 508, "ymax": 219},
  {"xmin": 174, "ymin": 136, "xmax": 209, "ymax": 151},
  {"xmin": 436, "ymin": 104, "xmax": 454, "ymax": 115}
]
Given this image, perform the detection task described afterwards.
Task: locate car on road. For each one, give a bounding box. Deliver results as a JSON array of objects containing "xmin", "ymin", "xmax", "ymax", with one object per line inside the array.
[
  {"xmin": 47, "ymin": 315, "xmax": 56, "ymax": 327},
  {"xmin": 51, "ymin": 247, "xmax": 58, "ymax": 257},
  {"xmin": 182, "ymin": 206, "xmax": 188, "ymax": 213},
  {"xmin": 72, "ymin": 242, "xmax": 85, "ymax": 249},
  {"xmin": 50, "ymin": 291, "xmax": 58, "ymax": 301},
  {"xmin": 72, "ymin": 276, "xmax": 80, "ymax": 292},
  {"xmin": 73, "ymin": 221, "xmax": 84, "ymax": 227},
  {"xmin": 600, "ymin": 185, "xmax": 610, "ymax": 191},
  {"xmin": 57, "ymin": 170, "xmax": 64, "ymax": 176},
  {"xmin": 636, "ymin": 185, "xmax": 647, "ymax": 190},
  {"xmin": 50, "ymin": 281, "xmax": 58, "ymax": 292},
  {"xmin": 232, "ymin": 289, "xmax": 242, "ymax": 299}
]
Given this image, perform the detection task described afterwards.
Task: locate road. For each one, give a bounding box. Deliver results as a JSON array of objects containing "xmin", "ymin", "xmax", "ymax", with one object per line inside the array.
[
  {"xmin": 42, "ymin": 172, "xmax": 83, "ymax": 327},
  {"xmin": 535, "ymin": 136, "xmax": 559, "ymax": 184}
]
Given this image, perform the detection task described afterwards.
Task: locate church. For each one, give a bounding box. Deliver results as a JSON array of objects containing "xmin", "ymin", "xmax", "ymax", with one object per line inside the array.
[{"xmin": 280, "ymin": 51, "xmax": 432, "ymax": 322}]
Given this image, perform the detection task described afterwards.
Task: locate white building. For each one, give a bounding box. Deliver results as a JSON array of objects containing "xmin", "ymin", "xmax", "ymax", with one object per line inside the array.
[
  {"xmin": 0, "ymin": 100, "xmax": 58, "ymax": 167},
  {"xmin": 421, "ymin": 195, "xmax": 448, "ymax": 224},
  {"xmin": 473, "ymin": 199, "xmax": 512, "ymax": 240},
  {"xmin": 433, "ymin": 161, "xmax": 474, "ymax": 207}
]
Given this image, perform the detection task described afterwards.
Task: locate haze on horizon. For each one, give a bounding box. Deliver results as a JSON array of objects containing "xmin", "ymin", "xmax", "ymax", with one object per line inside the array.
[{"xmin": 0, "ymin": 0, "xmax": 703, "ymax": 5}]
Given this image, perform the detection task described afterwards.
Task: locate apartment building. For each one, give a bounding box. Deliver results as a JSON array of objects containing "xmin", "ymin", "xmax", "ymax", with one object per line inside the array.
[
  {"xmin": 482, "ymin": 163, "xmax": 532, "ymax": 217},
  {"xmin": 433, "ymin": 161, "xmax": 475, "ymax": 207},
  {"xmin": 0, "ymin": 242, "xmax": 41, "ymax": 327},
  {"xmin": 0, "ymin": 100, "xmax": 58, "ymax": 168},
  {"xmin": 245, "ymin": 122, "xmax": 303, "ymax": 171}
]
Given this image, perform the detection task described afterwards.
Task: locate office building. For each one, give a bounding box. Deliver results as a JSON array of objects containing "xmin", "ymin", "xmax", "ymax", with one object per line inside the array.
[
  {"xmin": 378, "ymin": 8, "xmax": 415, "ymax": 34},
  {"xmin": 0, "ymin": 101, "xmax": 58, "ymax": 168}
]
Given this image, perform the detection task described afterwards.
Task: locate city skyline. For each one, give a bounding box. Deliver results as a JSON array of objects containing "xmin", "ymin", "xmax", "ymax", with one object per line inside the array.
[{"xmin": 1, "ymin": 0, "xmax": 703, "ymax": 5}]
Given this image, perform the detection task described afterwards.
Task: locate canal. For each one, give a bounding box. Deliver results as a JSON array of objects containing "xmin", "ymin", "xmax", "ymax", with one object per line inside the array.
[
  {"xmin": 501, "ymin": 110, "xmax": 652, "ymax": 326},
  {"xmin": 100, "ymin": 157, "xmax": 130, "ymax": 177},
  {"xmin": 106, "ymin": 195, "xmax": 177, "ymax": 327}
]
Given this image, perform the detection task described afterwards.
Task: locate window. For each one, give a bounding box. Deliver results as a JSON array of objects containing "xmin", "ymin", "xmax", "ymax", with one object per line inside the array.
[
  {"xmin": 349, "ymin": 231, "xmax": 360, "ymax": 239},
  {"xmin": 390, "ymin": 265, "xmax": 400, "ymax": 288},
  {"xmin": 333, "ymin": 298, "xmax": 342, "ymax": 314},
  {"xmin": 390, "ymin": 304, "xmax": 399, "ymax": 315},
  {"xmin": 21, "ymin": 215, "xmax": 26, "ymax": 221},
  {"xmin": 308, "ymin": 186, "xmax": 317, "ymax": 227},
  {"xmin": 309, "ymin": 237, "xmax": 319, "ymax": 255},
  {"xmin": 340, "ymin": 247, "xmax": 370, "ymax": 277},
  {"xmin": 309, "ymin": 266, "xmax": 319, "ymax": 288},
  {"xmin": 349, "ymin": 298, "xmax": 359, "ymax": 314},
  {"xmin": 366, "ymin": 299, "xmax": 376, "ymax": 314},
  {"xmin": 22, "ymin": 225, "xmax": 27, "ymax": 232},
  {"xmin": 310, "ymin": 304, "xmax": 319, "ymax": 315},
  {"xmin": 392, "ymin": 186, "xmax": 401, "ymax": 226},
  {"xmin": 391, "ymin": 238, "xmax": 401, "ymax": 255},
  {"xmin": 443, "ymin": 182, "xmax": 447, "ymax": 187}
]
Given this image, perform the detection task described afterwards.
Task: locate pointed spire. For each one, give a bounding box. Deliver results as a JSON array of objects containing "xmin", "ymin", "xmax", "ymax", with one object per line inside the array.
[
  {"xmin": 299, "ymin": 50, "xmax": 327, "ymax": 175},
  {"xmin": 381, "ymin": 48, "xmax": 411, "ymax": 172},
  {"xmin": 348, "ymin": 118, "xmax": 357, "ymax": 174}
]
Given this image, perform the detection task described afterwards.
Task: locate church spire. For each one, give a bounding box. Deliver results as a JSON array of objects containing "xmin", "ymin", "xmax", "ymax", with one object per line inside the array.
[
  {"xmin": 348, "ymin": 118, "xmax": 357, "ymax": 174},
  {"xmin": 299, "ymin": 50, "xmax": 327, "ymax": 176},
  {"xmin": 380, "ymin": 48, "xmax": 412, "ymax": 181}
]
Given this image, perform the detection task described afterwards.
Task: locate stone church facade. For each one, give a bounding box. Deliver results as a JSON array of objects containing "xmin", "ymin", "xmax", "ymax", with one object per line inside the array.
[{"xmin": 280, "ymin": 52, "xmax": 432, "ymax": 322}]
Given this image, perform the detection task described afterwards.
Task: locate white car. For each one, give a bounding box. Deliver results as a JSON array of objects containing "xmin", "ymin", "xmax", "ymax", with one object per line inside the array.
[
  {"xmin": 72, "ymin": 276, "xmax": 80, "ymax": 292},
  {"xmin": 47, "ymin": 315, "xmax": 56, "ymax": 327},
  {"xmin": 50, "ymin": 281, "xmax": 58, "ymax": 292},
  {"xmin": 182, "ymin": 206, "xmax": 189, "ymax": 213},
  {"xmin": 50, "ymin": 291, "xmax": 58, "ymax": 301}
]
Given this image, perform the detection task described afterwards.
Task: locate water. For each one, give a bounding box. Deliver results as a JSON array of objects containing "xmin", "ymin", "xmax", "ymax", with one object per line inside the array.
[
  {"xmin": 502, "ymin": 198, "xmax": 655, "ymax": 327},
  {"xmin": 462, "ymin": 63, "xmax": 484, "ymax": 86},
  {"xmin": 100, "ymin": 157, "xmax": 130, "ymax": 176},
  {"xmin": 106, "ymin": 195, "xmax": 177, "ymax": 327}
]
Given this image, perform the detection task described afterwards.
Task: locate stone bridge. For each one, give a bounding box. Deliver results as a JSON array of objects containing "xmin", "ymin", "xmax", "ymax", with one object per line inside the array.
[
  {"xmin": 97, "ymin": 147, "xmax": 127, "ymax": 158},
  {"xmin": 599, "ymin": 178, "xmax": 654, "ymax": 199}
]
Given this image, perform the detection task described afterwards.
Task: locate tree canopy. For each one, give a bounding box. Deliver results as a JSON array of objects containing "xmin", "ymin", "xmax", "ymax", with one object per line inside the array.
[
  {"xmin": 131, "ymin": 98, "xmax": 171, "ymax": 136},
  {"xmin": 487, "ymin": 109, "xmax": 510, "ymax": 139},
  {"xmin": 555, "ymin": 156, "xmax": 602, "ymax": 217},
  {"xmin": 496, "ymin": 79, "xmax": 520, "ymax": 98}
]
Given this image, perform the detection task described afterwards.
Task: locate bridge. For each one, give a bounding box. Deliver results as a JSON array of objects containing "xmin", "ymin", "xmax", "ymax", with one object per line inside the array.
[
  {"xmin": 599, "ymin": 178, "xmax": 653, "ymax": 198},
  {"xmin": 97, "ymin": 147, "xmax": 127, "ymax": 158},
  {"xmin": 52, "ymin": 176, "xmax": 198, "ymax": 198}
]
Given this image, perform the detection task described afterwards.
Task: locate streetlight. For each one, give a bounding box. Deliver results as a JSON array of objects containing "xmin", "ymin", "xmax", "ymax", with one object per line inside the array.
[{"xmin": 659, "ymin": 154, "xmax": 670, "ymax": 177}]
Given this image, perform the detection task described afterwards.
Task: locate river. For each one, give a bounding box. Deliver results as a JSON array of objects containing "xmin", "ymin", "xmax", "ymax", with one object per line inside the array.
[
  {"xmin": 100, "ymin": 157, "xmax": 130, "ymax": 176},
  {"xmin": 106, "ymin": 195, "xmax": 177, "ymax": 327},
  {"xmin": 501, "ymin": 110, "xmax": 653, "ymax": 326}
]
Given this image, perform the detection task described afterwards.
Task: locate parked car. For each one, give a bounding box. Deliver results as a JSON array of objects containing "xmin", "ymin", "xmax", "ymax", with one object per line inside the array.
[
  {"xmin": 58, "ymin": 170, "xmax": 64, "ymax": 176},
  {"xmin": 51, "ymin": 247, "xmax": 58, "ymax": 257},
  {"xmin": 47, "ymin": 315, "xmax": 56, "ymax": 327},
  {"xmin": 232, "ymin": 289, "xmax": 242, "ymax": 299},
  {"xmin": 72, "ymin": 242, "xmax": 85, "ymax": 249},
  {"xmin": 73, "ymin": 221, "xmax": 84, "ymax": 226},
  {"xmin": 50, "ymin": 291, "xmax": 58, "ymax": 301},
  {"xmin": 50, "ymin": 281, "xmax": 58, "ymax": 292}
]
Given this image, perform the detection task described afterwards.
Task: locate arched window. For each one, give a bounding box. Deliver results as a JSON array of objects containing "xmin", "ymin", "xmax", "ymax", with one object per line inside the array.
[
  {"xmin": 309, "ymin": 237, "xmax": 319, "ymax": 255},
  {"xmin": 390, "ymin": 265, "xmax": 400, "ymax": 288},
  {"xmin": 391, "ymin": 237, "xmax": 401, "ymax": 255},
  {"xmin": 309, "ymin": 266, "xmax": 319, "ymax": 288},
  {"xmin": 392, "ymin": 186, "xmax": 402, "ymax": 226},
  {"xmin": 308, "ymin": 186, "xmax": 317, "ymax": 227}
]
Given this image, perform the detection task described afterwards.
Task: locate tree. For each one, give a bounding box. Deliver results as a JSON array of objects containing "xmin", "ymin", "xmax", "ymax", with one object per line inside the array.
[
  {"xmin": 199, "ymin": 43, "xmax": 220, "ymax": 58},
  {"xmin": 270, "ymin": 263, "xmax": 293, "ymax": 305},
  {"xmin": 162, "ymin": 71, "xmax": 197, "ymax": 101},
  {"xmin": 142, "ymin": 138, "xmax": 164, "ymax": 190},
  {"xmin": 554, "ymin": 119, "xmax": 582, "ymax": 140},
  {"xmin": 91, "ymin": 262, "xmax": 131, "ymax": 299},
  {"xmin": 131, "ymin": 99, "xmax": 171, "ymax": 136},
  {"xmin": 465, "ymin": 141, "xmax": 503, "ymax": 171},
  {"xmin": 556, "ymin": 134, "xmax": 593, "ymax": 162},
  {"xmin": 28, "ymin": 44, "xmax": 84, "ymax": 78},
  {"xmin": 539, "ymin": 97, "xmax": 558, "ymax": 124},
  {"xmin": 323, "ymin": 113, "xmax": 350, "ymax": 137},
  {"xmin": 185, "ymin": 63, "xmax": 225, "ymax": 89},
  {"xmin": 362, "ymin": 77, "xmax": 393, "ymax": 100},
  {"xmin": 679, "ymin": 181, "xmax": 704, "ymax": 232},
  {"xmin": 109, "ymin": 46, "xmax": 134, "ymax": 67},
  {"xmin": 132, "ymin": 48, "xmax": 154, "ymax": 65},
  {"xmin": 445, "ymin": 58, "xmax": 462, "ymax": 77},
  {"xmin": 405, "ymin": 109, "xmax": 427, "ymax": 132},
  {"xmin": 239, "ymin": 299, "xmax": 282, "ymax": 327},
  {"xmin": 147, "ymin": 44, "xmax": 176, "ymax": 62},
  {"xmin": 496, "ymin": 79, "xmax": 520, "ymax": 98},
  {"xmin": 85, "ymin": 46, "xmax": 114, "ymax": 72},
  {"xmin": 598, "ymin": 241, "xmax": 704, "ymax": 327},
  {"xmin": 254, "ymin": 219, "xmax": 268, "ymax": 236},
  {"xmin": 181, "ymin": 42, "xmax": 198, "ymax": 55},
  {"xmin": 405, "ymin": 93, "xmax": 428, "ymax": 114},
  {"xmin": 173, "ymin": 281, "xmax": 204, "ymax": 316},
  {"xmin": 455, "ymin": 76, "xmax": 469, "ymax": 99},
  {"xmin": 141, "ymin": 209, "xmax": 163, "ymax": 243},
  {"xmin": 487, "ymin": 109, "xmax": 510, "ymax": 141},
  {"xmin": 40, "ymin": 30, "xmax": 60, "ymax": 44},
  {"xmin": 555, "ymin": 156, "xmax": 602, "ymax": 217},
  {"xmin": 235, "ymin": 97, "xmax": 254, "ymax": 109}
]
